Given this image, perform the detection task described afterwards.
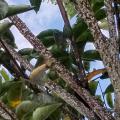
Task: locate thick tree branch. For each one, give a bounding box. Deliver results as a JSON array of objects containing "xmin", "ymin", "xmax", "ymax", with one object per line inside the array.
[
  {"xmin": 0, "ymin": 100, "xmax": 17, "ymax": 120},
  {"xmin": 9, "ymin": 15, "xmax": 114, "ymax": 120},
  {"xmin": 0, "ymin": 40, "xmax": 33, "ymax": 72},
  {"xmin": 56, "ymin": 0, "xmax": 86, "ymax": 82},
  {"xmin": 45, "ymin": 81, "xmax": 96, "ymax": 120},
  {"xmin": 73, "ymin": 0, "xmax": 120, "ymax": 119},
  {"xmin": 104, "ymin": 1, "xmax": 120, "ymax": 119}
]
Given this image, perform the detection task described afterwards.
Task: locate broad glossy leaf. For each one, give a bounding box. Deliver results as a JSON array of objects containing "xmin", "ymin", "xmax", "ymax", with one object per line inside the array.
[
  {"xmin": 0, "ymin": 21, "xmax": 13, "ymax": 34},
  {"xmin": 95, "ymin": 8, "xmax": 106, "ymax": 21},
  {"xmin": 104, "ymin": 84, "xmax": 114, "ymax": 94},
  {"xmin": 1, "ymin": 29, "xmax": 17, "ymax": 48},
  {"xmin": 0, "ymin": 0, "xmax": 8, "ymax": 20},
  {"xmin": 72, "ymin": 19, "xmax": 88, "ymax": 39},
  {"xmin": 18, "ymin": 48, "xmax": 33, "ymax": 56},
  {"xmin": 63, "ymin": 0, "xmax": 76, "ymax": 18},
  {"xmin": 89, "ymin": 81, "xmax": 98, "ymax": 95},
  {"xmin": 16, "ymin": 100, "xmax": 34, "ymax": 119},
  {"xmin": 32, "ymin": 103, "xmax": 62, "ymax": 120},
  {"xmin": 29, "ymin": 0, "xmax": 42, "ymax": 13},
  {"xmin": 82, "ymin": 50, "xmax": 101, "ymax": 61},
  {"xmin": 7, "ymin": 81, "xmax": 23, "ymax": 103},
  {"xmin": 92, "ymin": 0, "xmax": 104, "ymax": 12},
  {"xmin": 37, "ymin": 29, "xmax": 65, "ymax": 47},
  {"xmin": 0, "ymin": 81, "xmax": 16, "ymax": 96},
  {"xmin": 100, "ymin": 71, "xmax": 109, "ymax": 79},
  {"xmin": 76, "ymin": 30, "xmax": 93, "ymax": 42},
  {"xmin": 5, "ymin": 5, "xmax": 34, "ymax": 17},
  {"xmin": 106, "ymin": 93, "xmax": 114, "ymax": 108}
]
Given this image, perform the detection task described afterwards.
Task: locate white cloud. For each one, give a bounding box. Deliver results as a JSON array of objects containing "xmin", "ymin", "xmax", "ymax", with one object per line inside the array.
[{"xmin": 6, "ymin": 0, "xmax": 63, "ymax": 49}]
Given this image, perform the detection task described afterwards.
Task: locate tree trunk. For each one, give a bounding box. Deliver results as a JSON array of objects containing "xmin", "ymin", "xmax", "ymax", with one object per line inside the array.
[{"xmin": 73, "ymin": 0, "xmax": 120, "ymax": 119}]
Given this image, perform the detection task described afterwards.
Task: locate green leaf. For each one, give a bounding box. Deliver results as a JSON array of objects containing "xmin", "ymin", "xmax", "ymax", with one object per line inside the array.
[
  {"xmin": 83, "ymin": 50, "xmax": 101, "ymax": 61},
  {"xmin": 29, "ymin": 0, "xmax": 42, "ymax": 13},
  {"xmin": 37, "ymin": 29, "xmax": 65, "ymax": 47},
  {"xmin": 5, "ymin": 5, "xmax": 34, "ymax": 18},
  {"xmin": 63, "ymin": 24, "xmax": 72, "ymax": 38},
  {"xmin": 92, "ymin": 0, "xmax": 104, "ymax": 12},
  {"xmin": 0, "ymin": 21, "xmax": 13, "ymax": 34},
  {"xmin": 16, "ymin": 100, "xmax": 34, "ymax": 119},
  {"xmin": 7, "ymin": 81, "xmax": 23, "ymax": 102},
  {"xmin": 106, "ymin": 93, "xmax": 114, "ymax": 108},
  {"xmin": 1, "ymin": 29, "xmax": 17, "ymax": 48},
  {"xmin": 0, "ymin": 0, "xmax": 8, "ymax": 20},
  {"xmin": 95, "ymin": 8, "xmax": 106, "ymax": 21},
  {"xmin": 0, "ymin": 68, "xmax": 9, "ymax": 81},
  {"xmin": 89, "ymin": 81, "xmax": 98, "ymax": 95},
  {"xmin": 63, "ymin": 0, "xmax": 76, "ymax": 18},
  {"xmin": 32, "ymin": 103, "xmax": 62, "ymax": 120},
  {"xmin": 100, "ymin": 72, "xmax": 109, "ymax": 79},
  {"xmin": 104, "ymin": 84, "xmax": 114, "ymax": 94},
  {"xmin": 18, "ymin": 48, "xmax": 33, "ymax": 56},
  {"xmin": 0, "ymin": 81, "xmax": 16, "ymax": 96}
]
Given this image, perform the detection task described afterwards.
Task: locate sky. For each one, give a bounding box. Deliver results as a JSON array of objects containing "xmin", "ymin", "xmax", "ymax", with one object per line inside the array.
[{"xmin": 4, "ymin": 0, "xmax": 111, "ymax": 105}]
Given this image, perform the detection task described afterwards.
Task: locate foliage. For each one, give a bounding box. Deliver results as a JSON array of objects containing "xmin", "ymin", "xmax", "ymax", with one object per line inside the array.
[{"xmin": 0, "ymin": 0, "xmax": 115, "ymax": 119}]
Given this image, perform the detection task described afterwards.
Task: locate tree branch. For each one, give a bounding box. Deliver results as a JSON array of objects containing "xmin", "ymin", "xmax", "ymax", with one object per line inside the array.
[
  {"xmin": 73, "ymin": 0, "xmax": 120, "ymax": 119},
  {"xmin": 56, "ymin": 0, "xmax": 86, "ymax": 83},
  {"xmin": 0, "ymin": 100, "xmax": 17, "ymax": 120}
]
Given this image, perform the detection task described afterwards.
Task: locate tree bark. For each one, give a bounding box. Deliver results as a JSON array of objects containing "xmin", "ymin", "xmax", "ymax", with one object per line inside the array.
[
  {"xmin": 0, "ymin": 100, "xmax": 17, "ymax": 120},
  {"xmin": 73, "ymin": 0, "xmax": 120, "ymax": 119}
]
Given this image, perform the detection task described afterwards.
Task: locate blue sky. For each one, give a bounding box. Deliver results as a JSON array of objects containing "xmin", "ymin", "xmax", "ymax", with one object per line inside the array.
[{"xmin": 5, "ymin": 0, "xmax": 111, "ymax": 102}]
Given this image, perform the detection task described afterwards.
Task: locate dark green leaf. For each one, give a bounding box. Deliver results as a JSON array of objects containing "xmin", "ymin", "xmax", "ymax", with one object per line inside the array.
[
  {"xmin": 92, "ymin": 0, "xmax": 104, "ymax": 12},
  {"xmin": 37, "ymin": 29, "xmax": 65, "ymax": 47},
  {"xmin": 95, "ymin": 9, "xmax": 106, "ymax": 21},
  {"xmin": 89, "ymin": 81, "xmax": 98, "ymax": 95},
  {"xmin": 18, "ymin": 48, "xmax": 33, "ymax": 56},
  {"xmin": 100, "ymin": 72, "xmax": 109, "ymax": 79},
  {"xmin": 29, "ymin": 0, "xmax": 42, "ymax": 13},
  {"xmin": 5, "ymin": 5, "xmax": 34, "ymax": 18},
  {"xmin": 106, "ymin": 93, "xmax": 114, "ymax": 108},
  {"xmin": 0, "ymin": 0, "xmax": 8, "ymax": 20},
  {"xmin": 83, "ymin": 50, "xmax": 101, "ymax": 61},
  {"xmin": 104, "ymin": 84, "xmax": 114, "ymax": 94},
  {"xmin": 0, "ymin": 21, "xmax": 13, "ymax": 34},
  {"xmin": 1, "ymin": 29, "xmax": 17, "ymax": 48}
]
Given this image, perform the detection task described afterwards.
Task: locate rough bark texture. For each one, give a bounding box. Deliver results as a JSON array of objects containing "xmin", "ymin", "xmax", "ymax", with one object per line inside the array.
[
  {"xmin": 0, "ymin": 41, "xmax": 33, "ymax": 71},
  {"xmin": 45, "ymin": 81, "xmax": 96, "ymax": 120},
  {"xmin": 9, "ymin": 15, "xmax": 115, "ymax": 120},
  {"xmin": 0, "ymin": 101, "xmax": 17, "ymax": 120},
  {"xmin": 56, "ymin": 0, "xmax": 86, "ymax": 81},
  {"xmin": 73, "ymin": 0, "xmax": 120, "ymax": 119},
  {"xmin": 105, "ymin": 1, "xmax": 120, "ymax": 119}
]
